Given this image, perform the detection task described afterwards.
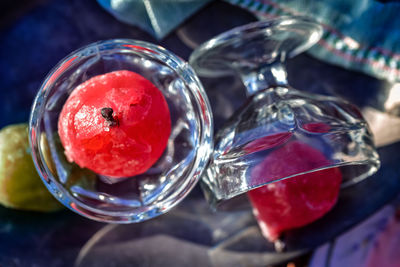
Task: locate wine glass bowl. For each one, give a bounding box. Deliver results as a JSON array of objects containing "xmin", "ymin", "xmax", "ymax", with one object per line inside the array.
[{"xmin": 29, "ymin": 39, "xmax": 213, "ymax": 223}]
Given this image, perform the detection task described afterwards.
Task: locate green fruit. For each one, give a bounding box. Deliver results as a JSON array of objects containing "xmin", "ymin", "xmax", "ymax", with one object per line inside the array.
[{"xmin": 0, "ymin": 123, "xmax": 63, "ymax": 212}]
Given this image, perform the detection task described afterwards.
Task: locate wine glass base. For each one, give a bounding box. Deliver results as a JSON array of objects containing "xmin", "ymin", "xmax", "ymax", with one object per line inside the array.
[{"xmin": 189, "ymin": 16, "xmax": 322, "ymax": 78}]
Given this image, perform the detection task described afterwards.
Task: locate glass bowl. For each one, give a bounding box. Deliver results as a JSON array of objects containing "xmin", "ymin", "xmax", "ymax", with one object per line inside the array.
[{"xmin": 29, "ymin": 39, "xmax": 213, "ymax": 223}]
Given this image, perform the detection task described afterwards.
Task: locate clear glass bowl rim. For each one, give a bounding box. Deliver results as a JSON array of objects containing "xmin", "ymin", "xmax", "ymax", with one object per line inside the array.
[{"xmin": 29, "ymin": 39, "xmax": 214, "ymax": 223}]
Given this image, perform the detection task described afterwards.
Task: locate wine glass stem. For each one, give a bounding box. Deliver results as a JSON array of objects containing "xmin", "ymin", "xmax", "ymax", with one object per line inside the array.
[{"xmin": 239, "ymin": 61, "xmax": 288, "ymax": 97}]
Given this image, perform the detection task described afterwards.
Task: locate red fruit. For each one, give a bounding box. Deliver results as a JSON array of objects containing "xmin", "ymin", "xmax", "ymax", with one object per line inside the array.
[
  {"xmin": 58, "ymin": 70, "xmax": 171, "ymax": 178},
  {"xmin": 248, "ymin": 141, "xmax": 342, "ymax": 241}
]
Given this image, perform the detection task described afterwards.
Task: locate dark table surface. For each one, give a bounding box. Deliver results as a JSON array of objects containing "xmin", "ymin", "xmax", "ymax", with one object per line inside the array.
[{"xmin": 1, "ymin": 1, "xmax": 400, "ymax": 266}]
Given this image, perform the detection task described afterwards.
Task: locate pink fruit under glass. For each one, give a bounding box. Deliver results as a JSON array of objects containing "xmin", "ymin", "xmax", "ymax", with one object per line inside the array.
[{"xmin": 189, "ymin": 17, "xmax": 380, "ymax": 242}]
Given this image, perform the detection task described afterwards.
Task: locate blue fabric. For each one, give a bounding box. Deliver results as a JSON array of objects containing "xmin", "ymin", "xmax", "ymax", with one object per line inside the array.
[
  {"xmin": 98, "ymin": 0, "xmax": 400, "ymax": 81},
  {"xmin": 227, "ymin": 0, "xmax": 400, "ymax": 81},
  {"xmin": 97, "ymin": 0, "xmax": 212, "ymax": 39}
]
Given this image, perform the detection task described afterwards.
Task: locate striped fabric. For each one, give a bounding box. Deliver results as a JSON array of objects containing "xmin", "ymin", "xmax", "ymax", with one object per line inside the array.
[{"xmin": 226, "ymin": 0, "xmax": 400, "ymax": 82}]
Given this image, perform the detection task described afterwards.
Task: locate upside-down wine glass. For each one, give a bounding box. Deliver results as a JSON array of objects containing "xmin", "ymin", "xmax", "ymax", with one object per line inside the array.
[{"xmin": 189, "ymin": 16, "xmax": 380, "ymax": 242}]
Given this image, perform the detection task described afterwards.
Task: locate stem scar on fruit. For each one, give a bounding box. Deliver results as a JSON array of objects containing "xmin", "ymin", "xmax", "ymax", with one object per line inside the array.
[{"xmin": 101, "ymin": 107, "xmax": 119, "ymax": 127}]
